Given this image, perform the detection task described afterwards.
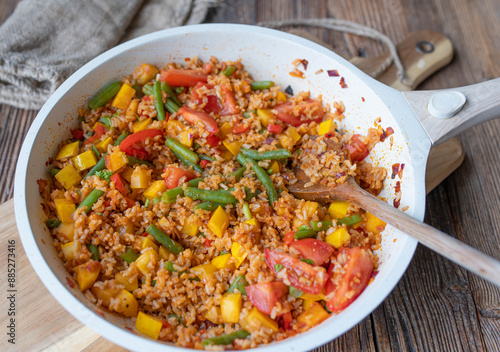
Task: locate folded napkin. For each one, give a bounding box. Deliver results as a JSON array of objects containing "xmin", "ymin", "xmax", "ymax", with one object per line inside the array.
[{"xmin": 0, "ymin": 0, "xmax": 216, "ymax": 110}]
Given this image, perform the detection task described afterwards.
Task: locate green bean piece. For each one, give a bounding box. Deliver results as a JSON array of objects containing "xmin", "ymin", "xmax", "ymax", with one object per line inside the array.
[
  {"xmin": 49, "ymin": 168, "xmax": 60, "ymax": 177},
  {"xmin": 240, "ymin": 147, "xmax": 291, "ymax": 160},
  {"xmin": 289, "ymin": 286, "xmax": 304, "ymax": 298},
  {"xmin": 193, "ymin": 201, "xmax": 226, "ymax": 211},
  {"xmin": 237, "ymin": 154, "xmax": 278, "ymax": 208},
  {"xmin": 88, "ymin": 81, "xmax": 121, "ymax": 110},
  {"xmin": 46, "ymin": 219, "xmax": 61, "ymax": 228},
  {"xmin": 165, "ymin": 261, "xmax": 177, "ymax": 272},
  {"xmin": 309, "ymin": 220, "xmax": 333, "ymax": 232},
  {"xmin": 198, "ymin": 154, "xmax": 215, "ymax": 162},
  {"xmin": 152, "ymin": 196, "xmax": 162, "ymax": 205},
  {"xmin": 127, "ymin": 155, "xmax": 153, "ymax": 167},
  {"xmin": 228, "ymin": 166, "xmax": 245, "ymax": 182},
  {"xmin": 87, "ymin": 244, "xmax": 99, "ymax": 261},
  {"xmin": 78, "ymin": 189, "xmax": 105, "ymax": 213},
  {"xmin": 160, "ymin": 178, "xmax": 202, "ymax": 203},
  {"xmin": 84, "ymin": 155, "xmax": 107, "ymax": 180},
  {"xmin": 92, "ymin": 144, "xmax": 100, "ymax": 158},
  {"xmin": 299, "ymin": 225, "xmax": 310, "ymax": 231},
  {"xmin": 153, "ymin": 81, "xmax": 166, "ymax": 121},
  {"xmin": 113, "ymin": 130, "xmax": 129, "ymax": 146},
  {"xmin": 120, "ymin": 247, "xmax": 138, "ymax": 264},
  {"xmin": 144, "ymin": 198, "xmax": 150, "ymax": 208},
  {"xmin": 243, "ymin": 110, "xmax": 256, "ymax": 118},
  {"xmin": 250, "ymin": 80, "xmax": 274, "ymax": 91},
  {"xmin": 164, "ymin": 99, "xmax": 180, "ymax": 114},
  {"xmin": 301, "ymin": 258, "xmax": 314, "ymax": 265},
  {"xmin": 242, "ymin": 202, "xmax": 252, "ymax": 220},
  {"xmin": 293, "ymin": 228, "xmax": 316, "ymax": 239},
  {"xmin": 161, "ymin": 81, "xmax": 182, "ymax": 106},
  {"xmin": 202, "ymin": 330, "xmax": 250, "ymax": 347},
  {"xmin": 227, "ymin": 274, "xmax": 248, "ymax": 295},
  {"xmin": 142, "ymin": 84, "xmax": 154, "ymax": 96},
  {"xmin": 99, "ymin": 116, "xmax": 112, "ymax": 127},
  {"xmin": 223, "ymin": 65, "xmax": 236, "ymax": 77},
  {"xmin": 146, "ymin": 224, "xmax": 184, "ymax": 255},
  {"xmin": 170, "ymin": 150, "xmax": 203, "ymax": 173},
  {"xmin": 184, "ymin": 187, "xmax": 237, "ymax": 204},
  {"xmin": 174, "ymin": 87, "xmax": 184, "ymax": 94},
  {"xmin": 165, "ymin": 137, "xmax": 199, "ymax": 164},
  {"xmin": 337, "ymin": 215, "xmax": 363, "ymax": 226}
]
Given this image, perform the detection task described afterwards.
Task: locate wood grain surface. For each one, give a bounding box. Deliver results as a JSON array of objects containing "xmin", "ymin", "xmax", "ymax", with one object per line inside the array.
[{"xmin": 1, "ymin": 0, "xmax": 499, "ymax": 351}]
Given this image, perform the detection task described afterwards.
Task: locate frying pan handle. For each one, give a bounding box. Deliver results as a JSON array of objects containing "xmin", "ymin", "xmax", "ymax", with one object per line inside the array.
[{"xmin": 402, "ymin": 78, "xmax": 500, "ymax": 145}]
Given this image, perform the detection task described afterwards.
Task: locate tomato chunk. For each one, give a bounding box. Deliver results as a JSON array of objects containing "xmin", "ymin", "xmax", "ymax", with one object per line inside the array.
[
  {"xmin": 84, "ymin": 124, "xmax": 107, "ymax": 146},
  {"xmin": 200, "ymin": 159, "xmax": 211, "ymax": 168},
  {"xmin": 160, "ymin": 69, "xmax": 207, "ymax": 87},
  {"xmin": 231, "ymin": 124, "xmax": 250, "ymax": 134},
  {"xmin": 71, "ymin": 128, "xmax": 85, "ymax": 140},
  {"xmin": 119, "ymin": 129, "xmax": 163, "ymax": 159},
  {"xmin": 191, "ymin": 82, "xmax": 222, "ymax": 114},
  {"xmin": 347, "ymin": 134, "xmax": 369, "ymax": 162},
  {"xmin": 325, "ymin": 247, "xmax": 372, "ymax": 313},
  {"xmin": 163, "ymin": 167, "xmax": 196, "ymax": 189},
  {"xmin": 220, "ymin": 85, "xmax": 239, "ymax": 115},
  {"xmin": 206, "ymin": 135, "xmax": 220, "ymax": 147},
  {"xmin": 280, "ymin": 311, "xmax": 293, "ymax": 330},
  {"xmin": 267, "ymin": 124, "xmax": 282, "ymax": 134},
  {"xmin": 264, "ymin": 249, "xmax": 328, "ymax": 294},
  {"xmin": 274, "ymin": 99, "xmax": 324, "ymax": 127},
  {"xmin": 246, "ymin": 281, "xmax": 288, "ymax": 315},
  {"xmin": 283, "ymin": 231, "xmax": 295, "ymax": 246},
  {"xmin": 290, "ymin": 239, "xmax": 334, "ymax": 266},
  {"xmin": 110, "ymin": 173, "xmax": 128, "ymax": 196},
  {"xmin": 178, "ymin": 107, "xmax": 219, "ymax": 135}
]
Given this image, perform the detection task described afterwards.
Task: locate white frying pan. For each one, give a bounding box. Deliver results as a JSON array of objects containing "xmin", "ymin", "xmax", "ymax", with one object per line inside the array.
[{"xmin": 13, "ymin": 24, "xmax": 500, "ymax": 352}]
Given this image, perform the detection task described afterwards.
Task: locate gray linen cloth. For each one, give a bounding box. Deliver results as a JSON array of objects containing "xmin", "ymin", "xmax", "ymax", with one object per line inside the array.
[{"xmin": 0, "ymin": 0, "xmax": 216, "ymax": 110}]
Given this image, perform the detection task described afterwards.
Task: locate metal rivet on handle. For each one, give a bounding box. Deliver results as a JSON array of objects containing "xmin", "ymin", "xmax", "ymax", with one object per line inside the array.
[
  {"xmin": 427, "ymin": 91, "xmax": 467, "ymax": 119},
  {"xmin": 416, "ymin": 40, "xmax": 435, "ymax": 53}
]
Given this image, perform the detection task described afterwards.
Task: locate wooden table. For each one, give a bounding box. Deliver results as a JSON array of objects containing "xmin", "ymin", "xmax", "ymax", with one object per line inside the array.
[{"xmin": 1, "ymin": 1, "xmax": 499, "ymax": 351}]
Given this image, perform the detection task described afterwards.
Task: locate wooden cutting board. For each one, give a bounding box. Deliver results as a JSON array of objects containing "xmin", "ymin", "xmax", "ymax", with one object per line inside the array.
[{"xmin": 0, "ymin": 31, "xmax": 463, "ymax": 352}]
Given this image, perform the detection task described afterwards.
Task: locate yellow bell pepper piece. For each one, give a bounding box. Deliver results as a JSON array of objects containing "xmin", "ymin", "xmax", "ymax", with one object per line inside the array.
[
  {"xmin": 301, "ymin": 293, "xmax": 325, "ymax": 309},
  {"xmin": 93, "ymin": 122, "xmax": 107, "ymax": 131},
  {"xmin": 221, "ymin": 150, "xmax": 234, "ymax": 161},
  {"xmin": 143, "ymin": 180, "xmax": 167, "ymax": 199},
  {"xmin": 55, "ymin": 164, "xmax": 82, "ymax": 190},
  {"xmin": 231, "ymin": 242, "xmax": 248, "ymax": 268},
  {"xmin": 61, "ymin": 241, "xmax": 81, "ymax": 261},
  {"xmin": 105, "ymin": 151, "xmax": 128, "ymax": 173},
  {"xmin": 135, "ymin": 248, "xmax": 159, "ymax": 276},
  {"xmin": 56, "ymin": 141, "xmax": 80, "ymax": 160},
  {"xmin": 126, "ymin": 98, "xmax": 140, "ymax": 117},
  {"xmin": 276, "ymin": 91, "xmax": 287, "ymax": 102},
  {"xmin": 132, "ymin": 117, "xmax": 152, "ymax": 133},
  {"xmin": 268, "ymin": 160, "xmax": 280, "ymax": 175},
  {"xmin": 303, "ymin": 201, "xmax": 318, "ymax": 217},
  {"xmin": 222, "ymin": 139, "xmax": 241, "ymax": 156},
  {"xmin": 114, "ymin": 289, "xmax": 138, "ymax": 317},
  {"xmin": 328, "ymin": 201, "xmax": 349, "ymax": 219},
  {"xmin": 167, "ymin": 120, "xmax": 186, "ymax": 134},
  {"xmin": 120, "ymin": 165, "xmax": 134, "ymax": 183},
  {"xmin": 130, "ymin": 167, "xmax": 151, "ymax": 189},
  {"xmin": 285, "ymin": 126, "xmax": 301, "ymax": 144},
  {"xmin": 90, "ymin": 286, "xmax": 121, "ymax": 308},
  {"xmin": 181, "ymin": 214, "xmax": 199, "ymax": 237},
  {"xmin": 240, "ymin": 307, "xmax": 278, "ymax": 333},
  {"xmin": 96, "ymin": 137, "xmax": 113, "ymax": 153},
  {"xmin": 207, "ymin": 206, "xmax": 229, "ymax": 238},
  {"xmin": 205, "ymin": 306, "xmax": 222, "ymax": 325},
  {"xmin": 318, "ymin": 119, "xmax": 335, "ymax": 135},
  {"xmin": 134, "ymin": 64, "xmax": 159, "ymax": 86},
  {"xmin": 136, "ymin": 311, "xmax": 163, "ymax": 340},
  {"xmin": 54, "ymin": 198, "xmax": 75, "ymax": 223},
  {"xmin": 325, "ymin": 228, "xmax": 350, "ymax": 248},
  {"xmin": 74, "ymin": 260, "xmax": 101, "ymax": 291},
  {"xmin": 71, "ymin": 150, "xmax": 97, "ymax": 172},
  {"xmin": 115, "ymin": 273, "xmax": 138, "ymax": 292},
  {"xmin": 297, "ymin": 303, "xmax": 330, "ymax": 327},
  {"xmin": 158, "ymin": 246, "xmax": 171, "ymax": 261},
  {"xmin": 278, "ymin": 134, "xmax": 294, "ymax": 149},
  {"xmin": 366, "ymin": 212, "xmax": 387, "ymax": 234},
  {"xmin": 176, "ymin": 130, "xmax": 194, "ymax": 148},
  {"xmin": 56, "ymin": 222, "xmax": 75, "ymax": 240},
  {"xmin": 191, "ymin": 263, "xmax": 217, "ymax": 282},
  {"xmin": 221, "ymin": 292, "xmax": 242, "ymax": 323},
  {"xmin": 256, "ymin": 109, "xmax": 274, "ymax": 127},
  {"xmin": 219, "ymin": 122, "xmax": 232, "ymax": 139},
  {"xmin": 211, "ymin": 253, "xmax": 231, "ymax": 269},
  {"xmin": 141, "ymin": 236, "xmax": 159, "ymax": 253},
  {"xmin": 112, "ymin": 83, "xmax": 136, "ymax": 110}
]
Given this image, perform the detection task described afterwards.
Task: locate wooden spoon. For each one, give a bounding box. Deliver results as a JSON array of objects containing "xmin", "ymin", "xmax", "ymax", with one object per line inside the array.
[{"xmin": 287, "ymin": 138, "xmax": 500, "ymax": 287}]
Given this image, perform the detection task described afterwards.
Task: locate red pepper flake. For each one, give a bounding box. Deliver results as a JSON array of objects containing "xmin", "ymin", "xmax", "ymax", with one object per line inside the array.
[
  {"xmin": 391, "ymin": 163, "xmax": 400, "ymax": 179},
  {"xmin": 361, "ymin": 97, "xmax": 365, "ymax": 102},
  {"xmin": 289, "ymin": 68, "xmax": 305, "ymax": 79},
  {"xmin": 327, "ymin": 69, "xmax": 339, "ymax": 77},
  {"xmin": 325, "ymin": 132, "xmax": 334, "ymax": 138},
  {"xmin": 394, "ymin": 181, "xmax": 401, "ymax": 208},
  {"xmin": 66, "ymin": 277, "xmax": 75, "ymax": 288},
  {"xmin": 380, "ymin": 129, "xmax": 388, "ymax": 142},
  {"xmin": 340, "ymin": 77, "xmax": 348, "ymax": 88},
  {"xmin": 204, "ymin": 238, "xmax": 212, "ymax": 247},
  {"xmin": 300, "ymin": 59, "xmax": 308, "ymax": 70}
]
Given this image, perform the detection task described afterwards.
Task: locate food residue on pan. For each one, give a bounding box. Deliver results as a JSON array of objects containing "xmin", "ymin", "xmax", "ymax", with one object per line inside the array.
[
  {"xmin": 327, "ymin": 69, "xmax": 339, "ymax": 77},
  {"xmin": 289, "ymin": 68, "xmax": 305, "ymax": 78},
  {"xmin": 340, "ymin": 77, "xmax": 348, "ymax": 88},
  {"xmin": 315, "ymin": 69, "xmax": 324, "ymax": 75},
  {"xmin": 394, "ymin": 180, "xmax": 402, "ymax": 208}
]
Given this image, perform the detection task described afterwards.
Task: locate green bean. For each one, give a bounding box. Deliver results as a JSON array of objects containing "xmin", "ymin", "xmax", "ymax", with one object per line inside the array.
[
  {"xmin": 193, "ymin": 201, "xmax": 226, "ymax": 211},
  {"xmin": 84, "ymin": 155, "xmax": 106, "ymax": 180},
  {"xmin": 160, "ymin": 178, "xmax": 202, "ymax": 203},
  {"xmin": 240, "ymin": 147, "xmax": 291, "ymax": 160},
  {"xmin": 87, "ymin": 244, "xmax": 99, "ymax": 261},
  {"xmin": 49, "ymin": 168, "xmax": 60, "ymax": 177},
  {"xmin": 142, "ymin": 84, "xmax": 154, "ymax": 96},
  {"xmin": 227, "ymin": 166, "xmax": 245, "ymax": 181},
  {"xmin": 88, "ymin": 81, "xmax": 121, "ymax": 110},
  {"xmin": 78, "ymin": 189, "xmax": 105, "ymax": 213},
  {"xmin": 92, "ymin": 144, "xmax": 100, "ymax": 158},
  {"xmin": 289, "ymin": 286, "xmax": 303, "ymax": 298},
  {"xmin": 198, "ymin": 154, "xmax": 215, "ymax": 162},
  {"xmin": 127, "ymin": 155, "xmax": 153, "ymax": 167},
  {"xmin": 120, "ymin": 247, "xmax": 138, "ymax": 264},
  {"xmin": 242, "ymin": 202, "xmax": 252, "ymax": 220},
  {"xmin": 244, "ymin": 188, "xmax": 261, "ymax": 201},
  {"xmin": 46, "ymin": 219, "xmax": 61, "ymax": 228},
  {"xmin": 237, "ymin": 154, "xmax": 278, "ymax": 208},
  {"xmin": 309, "ymin": 215, "xmax": 363, "ymax": 232},
  {"xmin": 153, "ymin": 81, "xmax": 166, "ymax": 121},
  {"xmin": 337, "ymin": 215, "xmax": 363, "ymax": 227},
  {"xmin": 184, "ymin": 187, "xmax": 237, "ymax": 204},
  {"xmin": 227, "ymin": 274, "xmax": 248, "ymax": 295},
  {"xmin": 113, "ymin": 130, "xmax": 129, "ymax": 146},
  {"xmin": 165, "ymin": 137, "xmax": 199, "ymax": 164},
  {"xmin": 146, "ymin": 224, "xmax": 184, "ymax": 254},
  {"xmin": 99, "ymin": 116, "xmax": 112, "ymax": 127},
  {"xmin": 301, "ymin": 258, "xmax": 314, "ymax": 265},
  {"xmin": 161, "ymin": 81, "xmax": 182, "ymax": 106},
  {"xmin": 164, "ymin": 99, "xmax": 180, "ymax": 114},
  {"xmin": 223, "ymin": 65, "xmax": 235, "ymax": 77},
  {"xmin": 164, "ymin": 261, "xmax": 177, "ymax": 272},
  {"xmin": 250, "ymin": 80, "xmax": 274, "ymax": 91},
  {"xmin": 170, "ymin": 150, "xmax": 203, "ymax": 173},
  {"xmin": 293, "ymin": 229, "xmax": 316, "ymax": 239},
  {"xmin": 243, "ymin": 110, "xmax": 256, "ymax": 118},
  {"xmin": 202, "ymin": 330, "xmax": 250, "ymax": 347},
  {"xmin": 309, "ymin": 220, "xmax": 333, "ymax": 232}
]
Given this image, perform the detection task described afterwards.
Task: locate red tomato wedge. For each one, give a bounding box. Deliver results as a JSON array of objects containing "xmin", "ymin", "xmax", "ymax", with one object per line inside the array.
[
  {"xmin": 274, "ymin": 99, "xmax": 324, "ymax": 127},
  {"xmin": 200, "ymin": 159, "xmax": 211, "ymax": 168},
  {"xmin": 347, "ymin": 134, "xmax": 369, "ymax": 162},
  {"xmin": 160, "ymin": 69, "xmax": 208, "ymax": 87},
  {"xmin": 264, "ymin": 249, "xmax": 328, "ymax": 294},
  {"xmin": 267, "ymin": 124, "xmax": 282, "ymax": 134},
  {"xmin": 325, "ymin": 247, "xmax": 373, "ymax": 313},
  {"xmin": 110, "ymin": 174, "xmax": 127, "ymax": 196},
  {"xmin": 124, "ymin": 197, "xmax": 136, "ymax": 209},
  {"xmin": 246, "ymin": 281, "xmax": 288, "ymax": 315},
  {"xmin": 71, "ymin": 128, "xmax": 85, "ymax": 140},
  {"xmin": 163, "ymin": 167, "xmax": 196, "ymax": 189},
  {"xmin": 84, "ymin": 124, "xmax": 107, "ymax": 146},
  {"xmin": 178, "ymin": 107, "xmax": 219, "ymax": 135},
  {"xmin": 202, "ymin": 63, "xmax": 213, "ymax": 74},
  {"xmin": 289, "ymin": 239, "xmax": 335, "ymax": 266},
  {"xmin": 231, "ymin": 124, "xmax": 250, "ymax": 134},
  {"xmin": 220, "ymin": 85, "xmax": 239, "ymax": 115},
  {"xmin": 206, "ymin": 135, "xmax": 221, "ymax": 147},
  {"xmin": 119, "ymin": 129, "xmax": 163, "ymax": 159},
  {"xmin": 280, "ymin": 311, "xmax": 293, "ymax": 330},
  {"xmin": 283, "ymin": 231, "xmax": 295, "ymax": 246},
  {"xmin": 192, "ymin": 82, "xmax": 222, "ymax": 114}
]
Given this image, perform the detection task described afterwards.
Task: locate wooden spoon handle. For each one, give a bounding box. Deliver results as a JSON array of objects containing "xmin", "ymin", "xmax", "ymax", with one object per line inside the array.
[{"xmin": 343, "ymin": 180, "xmax": 500, "ymax": 286}]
